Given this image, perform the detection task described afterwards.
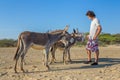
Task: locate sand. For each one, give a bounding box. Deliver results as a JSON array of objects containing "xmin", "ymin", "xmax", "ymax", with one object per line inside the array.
[{"xmin": 0, "ymin": 46, "xmax": 120, "ymax": 80}]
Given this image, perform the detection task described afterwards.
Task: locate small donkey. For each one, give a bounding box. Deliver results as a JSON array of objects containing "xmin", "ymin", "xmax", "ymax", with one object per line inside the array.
[
  {"xmin": 50, "ymin": 29, "xmax": 84, "ymax": 64},
  {"xmin": 14, "ymin": 26, "xmax": 69, "ymax": 73}
]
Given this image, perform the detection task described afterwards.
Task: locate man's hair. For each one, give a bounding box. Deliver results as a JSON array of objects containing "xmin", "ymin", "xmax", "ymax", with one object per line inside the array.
[{"xmin": 86, "ymin": 11, "xmax": 96, "ymax": 17}]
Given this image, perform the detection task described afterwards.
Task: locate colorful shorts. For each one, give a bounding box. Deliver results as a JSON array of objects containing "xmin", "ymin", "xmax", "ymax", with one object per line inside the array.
[{"xmin": 86, "ymin": 39, "xmax": 99, "ymax": 52}]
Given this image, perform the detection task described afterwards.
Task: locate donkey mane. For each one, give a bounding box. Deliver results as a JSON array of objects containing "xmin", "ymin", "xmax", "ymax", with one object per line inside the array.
[{"xmin": 49, "ymin": 30, "xmax": 65, "ymax": 34}]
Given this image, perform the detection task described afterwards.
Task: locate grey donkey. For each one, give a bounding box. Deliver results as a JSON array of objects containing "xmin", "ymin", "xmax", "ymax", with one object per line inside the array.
[
  {"xmin": 14, "ymin": 26, "xmax": 69, "ymax": 73},
  {"xmin": 50, "ymin": 29, "xmax": 84, "ymax": 64}
]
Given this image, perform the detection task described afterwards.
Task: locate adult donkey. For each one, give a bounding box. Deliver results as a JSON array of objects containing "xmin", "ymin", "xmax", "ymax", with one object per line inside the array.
[
  {"xmin": 14, "ymin": 26, "xmax": 69, "ymax": 73},
  {"xmin": 50, "ymin": 29, "xmax": 84, "ymax": 64}
]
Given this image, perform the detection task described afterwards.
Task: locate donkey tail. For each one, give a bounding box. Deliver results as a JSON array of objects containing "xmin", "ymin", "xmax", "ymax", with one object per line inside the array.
[
  {"xmin": 14, "ymin": 35, "xmax": 23, "ymax": 60},
  {"xmin": 50, "ymin": 47, "xmax": 53, "ymax": 52}
]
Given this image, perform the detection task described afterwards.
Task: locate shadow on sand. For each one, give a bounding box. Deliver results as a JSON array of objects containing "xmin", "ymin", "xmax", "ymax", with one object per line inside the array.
[
  {"xmin": 79, "ymin": 58, "xmax": 120, "ymax": 69},
  {"xmin": 20, "ymin": 58, "xmax": 120, "ymax": 74},
  {"xmin": 51, "ymin": 58, "xmax": 120, "ymax": 71}
]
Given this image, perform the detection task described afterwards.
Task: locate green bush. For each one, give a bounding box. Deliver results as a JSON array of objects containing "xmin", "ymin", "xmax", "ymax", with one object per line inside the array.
[{"xmin": 0, "ymin": 39, "xmax": 17, "ymax": 47}]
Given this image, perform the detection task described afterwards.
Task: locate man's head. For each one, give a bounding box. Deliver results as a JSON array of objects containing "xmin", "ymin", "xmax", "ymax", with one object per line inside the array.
[{"xmin": 86, "ymin": 11, "xmax": 96, "ymax": 20}]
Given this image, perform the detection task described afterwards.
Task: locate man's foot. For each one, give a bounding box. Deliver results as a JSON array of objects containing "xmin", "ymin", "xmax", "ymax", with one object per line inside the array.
[
  {"xmin": 91, "ymin": 62, "xmax": 98, "ymax": 65},
  {"xmin": 84, "ymin": 60, "xmax": 92, "ymax": 64}
]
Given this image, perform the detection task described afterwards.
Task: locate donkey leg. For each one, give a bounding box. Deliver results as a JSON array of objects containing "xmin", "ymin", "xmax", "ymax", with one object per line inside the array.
[
  {"xmin": 20, "ymin": 47, "xmax": 29, "ymax": 72},
  {"xmin": 63, "ymin": 50, "xmax": 67, "ymax": 64},
  {"xmin": 23, "ymin": 59, "xmax": 27, "ymax": 65},
  {"xmin": 21, "ymin": 54, "xmax": 26, "ymax": 72},
  {"xmin": 44, "ymin": 48, "xmax": 50, "ymax": 70},
  {"xmin": 50, "ymin": 47, "xmax": 57, "ymax": 64},
  {"xmin": 14, "ymin": 47, "xmax": 24, "ymax": 73},
  {"xmin": 14, "ymin": 60, "xmax": 18, "ymax": 73},
  {"xmin": 68, "ymin": 49, "xmax": 72, "ymax": 62},
  {"xmin": 63, "ymin": 51, "xmax": 65, "ymax": 63}
]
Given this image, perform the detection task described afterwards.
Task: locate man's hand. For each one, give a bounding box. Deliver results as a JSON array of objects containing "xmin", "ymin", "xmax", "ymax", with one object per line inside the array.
[
  {"xmin": 93, "ymin": 36, "xmax": 97, "ymax": 40},
  {"xmin": 86, "ymin": 35, "xmax": 89, "ymax": 40}
]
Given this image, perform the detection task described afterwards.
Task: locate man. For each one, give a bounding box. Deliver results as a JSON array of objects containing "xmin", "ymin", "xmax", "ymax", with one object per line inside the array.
[{"xmin": 84, "ymin": 11, "xmax": 102, "ymax": 65}]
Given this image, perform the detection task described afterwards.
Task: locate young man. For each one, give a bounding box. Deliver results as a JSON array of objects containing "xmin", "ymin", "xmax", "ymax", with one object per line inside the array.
[{"xmin": 85, "ymin": 11, "xmax": 102, "ymax": 65}]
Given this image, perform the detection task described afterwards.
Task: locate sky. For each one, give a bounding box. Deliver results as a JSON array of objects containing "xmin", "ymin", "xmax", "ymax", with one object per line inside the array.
[{"xmin": 0, "ymin": 0, "xmax": 120, "ymax": 39}]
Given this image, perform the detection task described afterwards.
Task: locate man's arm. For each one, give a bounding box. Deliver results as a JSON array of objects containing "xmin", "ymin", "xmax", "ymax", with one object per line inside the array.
[{"xmin": 93, "ymin": 25, "xmax": 102, "ymax": 40}]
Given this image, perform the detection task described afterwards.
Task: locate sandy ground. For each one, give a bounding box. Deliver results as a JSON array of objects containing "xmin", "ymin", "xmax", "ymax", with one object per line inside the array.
[{"xmin": 0, "ymin": 46, "xmax": 120, "ymax": 80}]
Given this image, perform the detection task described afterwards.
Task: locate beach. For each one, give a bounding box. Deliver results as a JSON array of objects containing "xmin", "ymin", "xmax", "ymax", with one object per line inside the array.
[{"xmin": 0, "ymin": 46, "xmax": 120, "ymax": 80}]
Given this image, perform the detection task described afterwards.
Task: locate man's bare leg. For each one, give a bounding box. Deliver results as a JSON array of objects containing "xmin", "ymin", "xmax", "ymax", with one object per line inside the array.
[
  {"xmin": 87, "ymin": 50, "xmax": 92, "ymax": 61},
  {"xmin": 84, "ymin": 50, "xmax": 92, "ymax": 64},
  {"xmin": 95, "ymin": 50, "xmax": 99, "ymax": 62},
  {"xmin": 91, "ymin": 50, "xmax": 99, "ymax": 65}
]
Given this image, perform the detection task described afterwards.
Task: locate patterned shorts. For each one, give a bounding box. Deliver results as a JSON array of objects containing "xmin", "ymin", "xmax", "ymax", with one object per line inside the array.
[{"xmin": 86, "ymin": 39, "xmax": 99, "ymax": 52}]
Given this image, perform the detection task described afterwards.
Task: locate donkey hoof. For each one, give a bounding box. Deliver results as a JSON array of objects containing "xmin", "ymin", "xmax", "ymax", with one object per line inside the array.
[
  {"xmin": 21, "ymin": 69, "xmax": 26, "ymax": 73},
  {"xmin": 64, "ymin": 61, "xmax": 69, "ymax": 65},
  {"xmin": 64, "ymin": 62, "xmax": 67, "ymax": 65},
  {"xmin": 49, "ymin": 62, "xmax": 53, "ymax": 65},
  {"xmin": 15, "ymin": 71, "xmax": 18, "ymax": 73},
  {"xmin": 49, "ymin": 61, "xmax": 56, "ymax": 65},
  {"xmin": 14, "ymin": 69, "xmax": 18, "ymax": 73},
  {"xmin": 46, "ymin": 65, "xmax": 50, "ymax": 70},
  {"xmin": 68, "ymin": 59, "xmax": 72, "ymax": 62}
]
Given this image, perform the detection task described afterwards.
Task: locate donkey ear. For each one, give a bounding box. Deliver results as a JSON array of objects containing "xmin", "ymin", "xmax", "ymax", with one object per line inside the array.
[
  {"xmin": 73, "ymin": 29, "xmax": 76, "ymax": 33},
  {"xmin": 76, "ymin": 28, "xmax": 79, "ymax": 33},
  {"xmin": 64, "ymin": 25, "xmax": 69, "ymax": 31}
]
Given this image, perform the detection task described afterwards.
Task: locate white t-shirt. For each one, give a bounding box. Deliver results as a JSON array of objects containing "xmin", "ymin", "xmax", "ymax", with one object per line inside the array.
[{"xmin": 89, "ymin": 18, "xmax": 100, "ymax": 40}]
